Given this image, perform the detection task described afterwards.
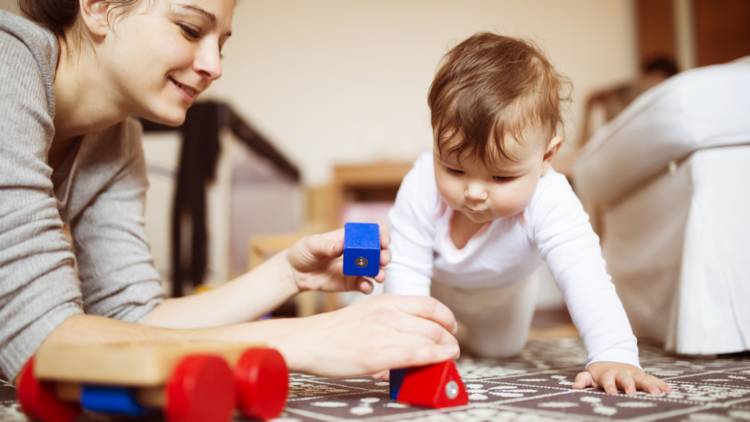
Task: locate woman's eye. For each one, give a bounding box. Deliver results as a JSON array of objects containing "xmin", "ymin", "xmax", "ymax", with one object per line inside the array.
[{"xmin": 178, "ymin": 23, "xmax": 201, "ymax": 39}]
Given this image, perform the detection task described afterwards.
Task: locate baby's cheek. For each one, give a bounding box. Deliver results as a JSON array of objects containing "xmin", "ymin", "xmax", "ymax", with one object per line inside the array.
[
  {"xmin": 494, "ymin": 202, "xmax": 526, "ymax": 218},
  {"xmin": 491, "ymin": 190, "xmax": 532, "ymax": 217},
  {"xmin": 436, "ymin": 178, "xmax": 462, "ymax": 206}
]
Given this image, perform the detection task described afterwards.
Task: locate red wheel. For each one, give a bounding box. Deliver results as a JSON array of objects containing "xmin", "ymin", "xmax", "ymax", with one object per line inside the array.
[
  {"xmin": 165, "ymin": 354, "xmax": 235, "ymax": 422},
  {"xmin": 235, "ymin": 348, "xmax": 289, "ymax": 420},
  {"xmin": 16, "ymin": 357, "xmax": 81, "ymax": 422}
]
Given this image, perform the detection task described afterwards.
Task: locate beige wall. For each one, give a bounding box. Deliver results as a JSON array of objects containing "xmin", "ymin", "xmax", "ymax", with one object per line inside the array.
[
  {"xmin": 0, "ymin": 0, "xmax": 18, "ymax": 13},
  {"xmin": 1, "ymin": 0, "xmax": 638, "ymax": 183},
  {"xmin": 207, "ymin": 0, "xmax": 639, "ymax": 184}
]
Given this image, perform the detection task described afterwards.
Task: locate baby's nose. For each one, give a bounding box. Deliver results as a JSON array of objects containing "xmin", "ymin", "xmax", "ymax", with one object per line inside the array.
[{"xmin": 465, "ymin": 184, "xmax": 488, "ymax": 201}]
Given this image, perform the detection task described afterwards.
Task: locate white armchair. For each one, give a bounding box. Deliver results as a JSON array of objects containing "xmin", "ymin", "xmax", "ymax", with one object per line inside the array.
[{"xmin": 573, "ymin": 58, "xmax": 750, "ymax": 355}]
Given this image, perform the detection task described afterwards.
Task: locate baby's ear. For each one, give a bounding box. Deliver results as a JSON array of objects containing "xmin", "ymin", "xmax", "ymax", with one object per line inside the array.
[
  {"xmin": 543, "ymin": 136, "xmax": 563, "ymax": 163},
  {"xmin": 541, "ymin": 136, "xmax": 563, "ymax": 174}
]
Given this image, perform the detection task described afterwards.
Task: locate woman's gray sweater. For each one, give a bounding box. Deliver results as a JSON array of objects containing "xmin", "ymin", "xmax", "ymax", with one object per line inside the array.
[{"xmin": 0, "ymin": 11, "xmax": 164, "ymax": 381}]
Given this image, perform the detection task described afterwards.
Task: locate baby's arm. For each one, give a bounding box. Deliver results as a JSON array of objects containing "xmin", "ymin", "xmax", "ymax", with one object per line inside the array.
[
  {"xmin": 385, "ymin": 154, "xmax": 437, "ymax": 296},
  {"xmin": 530, "ymin": 174, "xmax": 670, "ymax": 394}
]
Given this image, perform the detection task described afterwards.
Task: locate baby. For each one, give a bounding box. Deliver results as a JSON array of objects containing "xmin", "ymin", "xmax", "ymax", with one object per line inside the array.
[{"xmin": 385, "ymin": 32, "xmax": 670, "ymax": 395}]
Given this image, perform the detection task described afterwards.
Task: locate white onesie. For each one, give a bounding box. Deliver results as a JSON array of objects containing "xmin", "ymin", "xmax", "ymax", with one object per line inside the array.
[{"xmin": 385, "ymin": 153, "xmax": 639, "ymax": 367}]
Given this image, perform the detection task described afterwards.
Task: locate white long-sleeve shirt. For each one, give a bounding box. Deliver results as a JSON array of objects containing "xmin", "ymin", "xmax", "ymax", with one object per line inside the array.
[{"xmin": 385, "ymin": 153, "xmax": 640, "ymax": 367}]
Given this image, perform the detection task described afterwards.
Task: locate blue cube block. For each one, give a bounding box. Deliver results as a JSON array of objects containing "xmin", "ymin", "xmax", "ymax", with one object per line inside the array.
[
  {"xmin": 389, "ymin": 368, "xmax": 407, "ymax": 400},
  {"xmin": 343, "ymin": 222, "xmax": 380, "ymax": 276}
]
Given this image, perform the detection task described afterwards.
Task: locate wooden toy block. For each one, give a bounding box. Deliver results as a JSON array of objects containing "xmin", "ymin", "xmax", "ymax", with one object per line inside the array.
[
  {"xmin": 343, "ymin": 222, "xmax": 380, "ymax": 276},
  {"xmin": 396, "ymin": 360, "xmax": 469, "ymax": 409},
  {"xmin": 17, "ymin": 340, "xmax": 289, "ymax": 422}
]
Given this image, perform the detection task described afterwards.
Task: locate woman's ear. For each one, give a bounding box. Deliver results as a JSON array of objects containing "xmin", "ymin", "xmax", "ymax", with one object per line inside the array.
[{"xmin": 78, "ymin": 0, "xmax": 111, "ymax": 38}]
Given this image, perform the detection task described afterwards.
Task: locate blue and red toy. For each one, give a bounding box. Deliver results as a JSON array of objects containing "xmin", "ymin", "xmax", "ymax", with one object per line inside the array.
[{"xmin": 17, "ymin": 341, "xmax": 288, "ymax": 422}]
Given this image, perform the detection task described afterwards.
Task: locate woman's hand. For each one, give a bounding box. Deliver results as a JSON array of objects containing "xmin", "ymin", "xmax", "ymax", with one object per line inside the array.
[
  {"xmin": 270, "ymin": 295, "xmax": 460, "ymax": 377},
  {"xmin": 572, "ymin": 361, "xmax": 672, "ymax": 395},
  {"xmin": 286, "ymin": 227, "xmax": 391, "ymax": 294}
]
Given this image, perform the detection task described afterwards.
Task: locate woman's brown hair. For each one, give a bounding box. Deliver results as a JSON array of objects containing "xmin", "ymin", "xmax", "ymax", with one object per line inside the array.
[
  {"xmin": 19, "ymin": 0, "xmax": 80, "ymax": 37},
  {"xmin": 19, "ymin": 0, "xmax": 141, "ymax": 39}
]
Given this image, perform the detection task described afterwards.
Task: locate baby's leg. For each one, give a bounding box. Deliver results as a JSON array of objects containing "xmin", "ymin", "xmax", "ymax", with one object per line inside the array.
[{"xmin": 431, "ymin": 277, "xmax": 538, "ymax": 359}]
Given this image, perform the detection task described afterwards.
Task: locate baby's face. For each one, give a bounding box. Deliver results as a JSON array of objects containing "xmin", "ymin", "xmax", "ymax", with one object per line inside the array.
[{"xmin": 434, "ymin": 126, "xmax": 553, "ymax": 224}]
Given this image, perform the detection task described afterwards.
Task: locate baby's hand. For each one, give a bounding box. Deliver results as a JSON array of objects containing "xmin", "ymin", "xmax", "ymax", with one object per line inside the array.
[{"xmin": 572, "ymin": 362, "xmax": 671, "ymax": 395}]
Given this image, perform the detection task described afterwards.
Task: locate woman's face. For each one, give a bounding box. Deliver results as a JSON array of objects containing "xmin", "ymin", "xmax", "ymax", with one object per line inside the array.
[{"xmin": 98, "ymin": 0, "xmax": 234, "ymax": 126}]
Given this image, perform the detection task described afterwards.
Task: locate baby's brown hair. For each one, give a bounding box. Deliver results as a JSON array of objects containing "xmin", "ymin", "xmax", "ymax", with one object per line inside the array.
[{"xmin": 428, "ymin": 32, "xmax": 568, "ymax": 164}]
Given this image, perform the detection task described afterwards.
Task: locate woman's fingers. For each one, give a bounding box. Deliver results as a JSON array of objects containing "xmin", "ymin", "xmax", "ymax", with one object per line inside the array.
[
  {"xmin": 380, "ymin": 248, "xmax": 391, "ymax": 267},
  {"xmin": 358, "ymin": 278, "xmax": 374, "ymax": 294},
  {"xmin": 371, "ymin": 370, "xmax": 389, "ymax": 381},
  {"xmin": 369, "ymin": 339, "xmax": 460, "ymax": 371},
  {"xmin": 311, "ymin": 226, "xmax": 389, "ymax": 260},
  {"xmin": 389, "ymin": 296, "xmax": 458, "ymax": 335},
  {"xmin": 314, "ymin": 229, "xmax": 345, "ymax": 258},
  {"xmin": 360, "ymin": 298, "xmax": 456, "ymax": 346},
  {"xmin": 289, "ymin": 230, "xmax": 343, "ymax": 273},
  {"xmin": 380, "ymin": 225, "xmax": 391, "ymax": 249},
  {"xmin": 386, "ymin": 310, "xmax": 457, "ymax": 346}
]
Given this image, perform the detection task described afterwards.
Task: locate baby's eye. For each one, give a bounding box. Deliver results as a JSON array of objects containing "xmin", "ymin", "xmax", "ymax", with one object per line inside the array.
[
  {"xmin": 492, "ymin": 175, "xmax": 516, "ymax": 182},
  {"xmin": 445, "ymin": 167, "xmax": 464, "ymax": 176}
]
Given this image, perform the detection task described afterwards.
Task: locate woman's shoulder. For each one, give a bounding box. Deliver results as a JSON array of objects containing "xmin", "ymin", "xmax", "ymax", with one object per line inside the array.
[
  {"xmin": 0, "ymin": 10, "xmax": 57, "ymax": 63},
  {"xmin": 1, "ymin": 11, "xmax": 58, "ymax": 109}
]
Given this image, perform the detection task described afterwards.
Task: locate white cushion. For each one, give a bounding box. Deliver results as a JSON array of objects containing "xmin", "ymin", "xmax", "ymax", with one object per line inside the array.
[{"xmin": 573, "ymin": 58, "xmax": 750, "ymax": 205}]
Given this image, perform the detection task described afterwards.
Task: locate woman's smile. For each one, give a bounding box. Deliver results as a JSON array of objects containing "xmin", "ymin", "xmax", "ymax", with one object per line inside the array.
[{"xmin": 168, "ymin": 76, "xmax": 199, "ymax": 104}]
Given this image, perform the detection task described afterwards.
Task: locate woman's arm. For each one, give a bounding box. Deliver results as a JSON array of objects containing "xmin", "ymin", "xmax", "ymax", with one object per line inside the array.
[
  {"xmin": 43, "ymin": 294, "xmax": 460, "ymax": 379},
  {"xmin": 143, "ymin": 227, "xmax": 392, "ymax": 328},
  {"xmin": 0, "ymin": 26, "xmax": 83, "ymax": 382},
  {"xmin": 142, "ymin": 226, "xmax": 391, "ymax": 328},
  {"xmin": 141, "ymin": 250, "xmax": 298, "ymax": 328}
]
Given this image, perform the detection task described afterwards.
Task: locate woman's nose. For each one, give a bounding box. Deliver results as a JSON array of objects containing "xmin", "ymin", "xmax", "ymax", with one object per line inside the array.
[{"xmin": 194, "ymin": 43, "xmax": 223, "ymax": 81}]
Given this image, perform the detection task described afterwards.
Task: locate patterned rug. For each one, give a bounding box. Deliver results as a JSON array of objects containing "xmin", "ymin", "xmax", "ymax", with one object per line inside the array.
[{"xmin": 1, "ymin": 338, "xmax": 749, "ymax": 421}]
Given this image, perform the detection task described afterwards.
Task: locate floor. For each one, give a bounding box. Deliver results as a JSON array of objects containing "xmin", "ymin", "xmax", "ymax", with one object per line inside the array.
[
  {"xmin": 279, "ymin": 338, "xmax": 750, "ymax": 421},
  {"xmin": 2, "ymin": 312, "xmax": 749, "ymax": 421}
]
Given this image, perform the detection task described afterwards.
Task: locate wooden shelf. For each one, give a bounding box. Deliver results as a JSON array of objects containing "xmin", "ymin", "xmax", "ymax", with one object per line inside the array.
[{"xmin": 329, "ymin": 161, "xmax": 413, "ymax": 227}]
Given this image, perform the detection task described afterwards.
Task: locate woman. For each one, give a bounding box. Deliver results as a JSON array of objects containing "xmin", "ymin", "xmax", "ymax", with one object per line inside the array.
[{"xmin": 0, "ymin": 0, "xmax": 459, "ymax": 382}]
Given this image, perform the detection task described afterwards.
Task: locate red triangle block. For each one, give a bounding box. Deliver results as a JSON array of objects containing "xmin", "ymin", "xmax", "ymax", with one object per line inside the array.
[{"xmin": 396, "ymin": 360, "xmax": 468, "ymax": 408}]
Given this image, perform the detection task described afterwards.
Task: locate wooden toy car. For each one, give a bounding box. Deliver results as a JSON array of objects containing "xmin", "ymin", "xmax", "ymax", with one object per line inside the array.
[{"xmin": 16, "ymin": 340, "xmax": 288, "ymax": 422}]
